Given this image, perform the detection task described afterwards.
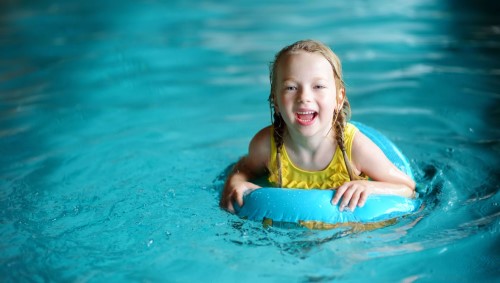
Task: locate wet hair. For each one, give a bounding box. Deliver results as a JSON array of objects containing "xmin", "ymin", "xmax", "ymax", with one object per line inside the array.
[{"xmin": 268, "ymin": 39, "xmax": 362, "ymax": 186}]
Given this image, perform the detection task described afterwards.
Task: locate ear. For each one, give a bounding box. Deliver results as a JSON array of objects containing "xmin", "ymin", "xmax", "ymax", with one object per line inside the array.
[{"xmin": 336, "ymin": 87, "xmax": 345, "ymax": 108}]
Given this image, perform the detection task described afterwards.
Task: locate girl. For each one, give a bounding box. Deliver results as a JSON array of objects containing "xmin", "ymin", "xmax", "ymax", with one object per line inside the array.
[{"xmin": 220, "ymin": 40, "xmax": 415, "ymax": 214}]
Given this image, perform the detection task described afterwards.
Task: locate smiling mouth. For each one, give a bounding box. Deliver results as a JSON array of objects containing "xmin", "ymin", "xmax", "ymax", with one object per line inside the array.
[{"xmin": 295, "ymin": 111, "xmax": 317, "ymax": 125}]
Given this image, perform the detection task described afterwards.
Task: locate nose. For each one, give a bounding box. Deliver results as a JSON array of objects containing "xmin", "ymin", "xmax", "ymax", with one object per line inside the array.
[{"xmin": 297, "ymin": 86, "xmax": 312, "ymax": 103}]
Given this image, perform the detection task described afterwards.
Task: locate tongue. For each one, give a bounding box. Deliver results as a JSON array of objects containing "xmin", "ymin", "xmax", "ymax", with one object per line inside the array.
[{"xmin": 297, "ymin": 113, "xmax": 314, "ymax": 121}]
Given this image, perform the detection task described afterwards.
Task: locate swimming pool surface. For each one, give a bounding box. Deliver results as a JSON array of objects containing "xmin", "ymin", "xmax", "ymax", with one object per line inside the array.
[{"xmin": 1, "ymin": 1, "xmax": 499, "ymax": 282}]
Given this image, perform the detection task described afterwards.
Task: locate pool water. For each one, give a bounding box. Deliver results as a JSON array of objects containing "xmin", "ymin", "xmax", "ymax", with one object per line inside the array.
[{"xmin": 1, "ymin": 0, "xmax": 499, "ymax": 282}]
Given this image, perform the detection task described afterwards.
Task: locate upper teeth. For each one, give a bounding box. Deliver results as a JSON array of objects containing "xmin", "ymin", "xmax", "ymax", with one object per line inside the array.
[{"xmin": 297, "ymin": 111, "xmax": 315, "ymax": 114}]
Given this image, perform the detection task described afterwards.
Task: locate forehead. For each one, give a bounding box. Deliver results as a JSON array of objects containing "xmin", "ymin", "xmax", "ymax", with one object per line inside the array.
[{"xmin": 277, "ymin": 51, "xmax": 334, "ymax": 79}]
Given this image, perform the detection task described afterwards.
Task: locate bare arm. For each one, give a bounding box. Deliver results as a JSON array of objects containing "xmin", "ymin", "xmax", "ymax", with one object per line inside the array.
[
  {"xmin": 219, "ymin": 127, "xmax": 271, "ymax": 213},
  {"xmin": 332, "ymin": 130, "xmax": 416, "ymax": 211}
]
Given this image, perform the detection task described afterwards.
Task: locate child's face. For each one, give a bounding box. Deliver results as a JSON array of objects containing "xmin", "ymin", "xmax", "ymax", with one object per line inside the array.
[{"xmin": 275, "ymin": 51, "xmax": 342, "ymax": 138}]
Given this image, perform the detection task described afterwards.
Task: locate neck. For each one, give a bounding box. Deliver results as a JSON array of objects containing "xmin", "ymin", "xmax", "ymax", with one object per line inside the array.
[
  {"xmin": 283, "ymin": 128, "xmax": 336, "ymax": 171},
  {"xmin": 284, "ymin": 128, "xmax": 335, "ymax": 157}
]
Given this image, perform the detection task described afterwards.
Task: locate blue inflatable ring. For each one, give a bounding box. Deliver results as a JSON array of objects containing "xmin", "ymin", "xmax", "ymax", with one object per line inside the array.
[{"xmin": 234, "ymin": 122, "xmax": 421, "ymax": 225}]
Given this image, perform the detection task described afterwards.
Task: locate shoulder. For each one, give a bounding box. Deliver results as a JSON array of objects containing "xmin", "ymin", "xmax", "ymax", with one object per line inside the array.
[
  {"xmin": 252, "ymin": 125, "xmax": 272, "ymax": 140},
  {"xmin": 351, "ymin": 126, "xmax": 380, "ymax": 159},
  {"xmin": 351, "ymin": 126, "xmax": 394, "ymax": 175},
  {"xmin": 345, "ymin": 123, "xmax": 358, "ymax": 138},
  {"xmin": 346, "ymin": 122, "xmax": 357, "ymax": 130}
]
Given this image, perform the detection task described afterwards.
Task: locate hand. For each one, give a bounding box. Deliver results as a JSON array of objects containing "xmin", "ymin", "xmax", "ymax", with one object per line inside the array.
[
  {"xmin": 331, "ymin": 180, "xmax": 374, "ymax": 212},
  {"xmin": 219, "ymin": 181, "xmax": 261, "ymax": 213}
]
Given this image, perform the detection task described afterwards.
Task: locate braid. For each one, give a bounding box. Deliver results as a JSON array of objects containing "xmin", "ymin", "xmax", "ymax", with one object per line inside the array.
[
  {"xmin": 271, "ymin": 110, "xmax": 285, "ymax": 187},
  {"xmin": 333, "ymin": 99, "xmax": 363, "ymax": 181}
]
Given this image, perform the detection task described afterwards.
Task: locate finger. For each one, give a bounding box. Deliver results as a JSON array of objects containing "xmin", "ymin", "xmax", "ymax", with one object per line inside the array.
[
  {"xmin": 220, "ymin": 193, "xmax": 236, "ymax": 213},
  {"xmin": 348, "ymin": 190, "xmax": 361, "ymax": 212},
  {"xmin": 340, "ymin": 187, "xmax": 355, "ymax": 211},
  {"xmin": 247, "ymin": 183, "xmax": 261, "ymax": 190},
  {"xmin": 226, "ymin": 200, "xmax": 235, "ymax": 214},
  {"xmin": 358, "ymin": 191, "xmax": 368, "ymax": 207},
  {"xmin": 235, "ymin": 191, "xmax": 244, "ymax": 207},
  {"xmin": 331, "ymin": 185, "xmax": 346, "ymax": 205},
  {"xmin": 244, "ymin": 184, "xmax": 260, "ymax": 197}
]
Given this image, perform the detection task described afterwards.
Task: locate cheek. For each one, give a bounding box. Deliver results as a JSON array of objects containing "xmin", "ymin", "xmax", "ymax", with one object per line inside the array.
[
  {"xmin": 277, "ymin": 95, "xmax": 292, "ymax": 110},
  {"xmin": 319, "ymin": 100, "xmax": 337, "ymax": 119},
  {"xmin": 276, "ymin": 99, "xmax": 294, "ymax": 121}
]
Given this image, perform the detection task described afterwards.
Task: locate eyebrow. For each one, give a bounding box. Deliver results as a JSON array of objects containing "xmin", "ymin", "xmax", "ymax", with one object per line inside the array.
[{"xmin": 281, "ymin": 77, "xmax": 331, "ymax": 83}]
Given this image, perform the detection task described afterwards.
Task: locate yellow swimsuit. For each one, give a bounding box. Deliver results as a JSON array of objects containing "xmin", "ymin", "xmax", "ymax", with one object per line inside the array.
[{"xmin": 268, "ymin": 123, "xmax": 367, "ymax": 189}]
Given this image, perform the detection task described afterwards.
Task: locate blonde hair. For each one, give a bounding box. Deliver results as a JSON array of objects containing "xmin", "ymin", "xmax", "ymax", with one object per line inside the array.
[{"xmin": 268, "ymin": 39, "xmax": 361, "ymax": 186}]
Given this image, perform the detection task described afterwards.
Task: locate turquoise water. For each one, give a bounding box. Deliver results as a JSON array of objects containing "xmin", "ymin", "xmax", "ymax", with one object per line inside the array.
[{"xmin": 1, "ymin": 0, "xmax": 499, "ymax": 282}]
